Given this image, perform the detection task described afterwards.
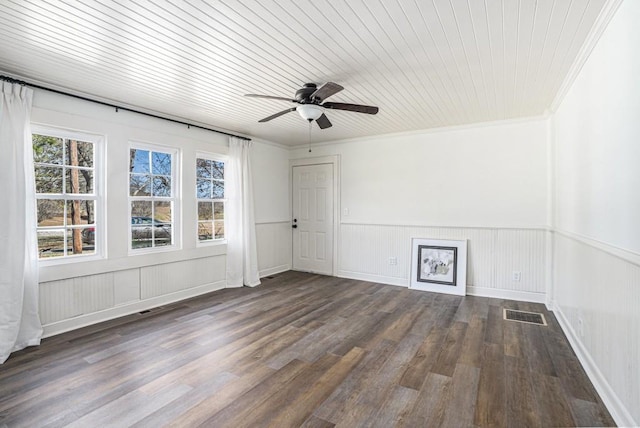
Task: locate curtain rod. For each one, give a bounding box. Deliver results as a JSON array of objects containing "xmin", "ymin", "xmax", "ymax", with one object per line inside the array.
[{"xmin": 0, "ymin": 74, "xmax": 251, "ymax": 141}]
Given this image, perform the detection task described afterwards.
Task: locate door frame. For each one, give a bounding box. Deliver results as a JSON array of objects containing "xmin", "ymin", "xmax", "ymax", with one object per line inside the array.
[{"xmin": 289, "ymin": 155, "xmax": 340, "ymax": 276}]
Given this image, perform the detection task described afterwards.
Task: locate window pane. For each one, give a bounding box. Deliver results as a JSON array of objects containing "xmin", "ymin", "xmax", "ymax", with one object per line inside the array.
[
  {"xmin": 131, "ymin": 226, "xmax": 153, "ymax": 249},
  {"xmin": 65, "ymin": 168, "xmax": 93, "ymax": 194},
  {"xmin": 66, "ymin": 200, "xmax": 95, "ymax": 225},
  {"xmin": 196, "ymin": 158, "xmax": 211, "ymax": 179},
  {"xmin": 197, "ymin": 179, "xmax": 211, "ymax": 199},
  {"xmin": 130, "ymin": 174, "xmax": 150, "ymax": 196},
  {"xmin": 152, "ymin": 152, "xmax": 172, "ymax": 176},
  {"xmin": 152, "ymin": 176, "xmax": 171, "ymax": 197},
  {"xmin": 214, "ymin": 221, "xmax": 224, "ymax": 239},
  {"xmin": 67, "ymin": 228, "xmax": 95, "ymax": 256},
  {"xmin": 35, "ymin": 166, "xmax": 63, "ymax": 193},
  {"xmin": 212, "ymin": 181, "xmax": 224, "ymax": 199},
  {"xmin": 154, "ymin": 201, "xmax": 172, "ymax": 223},
  {"xmin": 75, "ymin": 141, "xmax": 94, "ymax": 167},
  {"xmin": 65, "ymin": 140, "xmax": 93, "ymax": 168},
  {"xmin": 131, "ymin": 199, "xmax": 153, "ymax": 249},
  {"xmin": 154, "ymin": 201, "xmax": 172, "ymax": 247},
  {"xmin": 37, "ymin": 199, "xmax": 64, "ymax": 227},
  {"xmin": 33, "ymin": 135, "xmax": 63, "ymax": 165},
  {"xmin": 198, "ymin": 222, "xmax": 213, "ymax": 241},
  {"xmin": 211, "ymin": 161, "xmax": 224, "ymax": 179},
  {"xmin": 130, "ymin": 149, "xmax": 150, "ymax": 173},
  {"xmin": 67, "ymin": 228, "xmax": 96, "ymax": 255},
  {"xmin": 214, "ymin": 202, "xmax": 224, "ymax": 220},
  {"xmin": 37, "ymin": 230, "xmax": 65, "ymax": 259},
  {"xmin": 131, "ymin": 200, "xmax": 152, "ymax": 218},
  {"xmin": 198, "ymin": 202, "xmax": 213, "ymax": 220},
  {"xmin": 81, "ymin": 226, "xmax": 96, "ymax": 246}
]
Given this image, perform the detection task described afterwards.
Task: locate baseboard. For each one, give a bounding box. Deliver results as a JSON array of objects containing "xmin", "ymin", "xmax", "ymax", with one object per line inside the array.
[
  {"xmin": 337, "ymin": 271, "xmax": 548, "ymax": 303},
  {"xmin": 466, "ymin": 286, "xmax": 546, "ymax": 303},
  {"xmin": 259, "ymin": 264, "xmax": 291, "ymax": 278},
  {"xmin": 337, "ymin": 270, "xmax": 407, "ymax": 287},
  {"xmin": 42, "ymin": 280, "xmax": 226, "ymax": 338},
  {"xmin": 552, "ymin": 303, "xmax": 637, "ymax": 428}
]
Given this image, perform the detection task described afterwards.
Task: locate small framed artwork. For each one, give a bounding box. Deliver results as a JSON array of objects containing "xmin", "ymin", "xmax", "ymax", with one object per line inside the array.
[{"xmin": 410, "ymin": 238, "xmax": 467, "ymax": 296}]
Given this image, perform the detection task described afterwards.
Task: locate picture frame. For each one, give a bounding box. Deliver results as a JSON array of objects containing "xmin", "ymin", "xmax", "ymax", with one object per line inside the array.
[{"xmin": 409, "ymin": 238, "xmax": 467, "ymax": 296}]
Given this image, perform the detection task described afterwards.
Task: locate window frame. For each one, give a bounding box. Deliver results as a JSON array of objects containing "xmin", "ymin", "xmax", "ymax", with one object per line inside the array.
[
  {"xmin": 31, "ymin": 124, "xmax": 105, "ymax": 264},
  {"xmin": 195, "ymin": 152, "xmax": 227, "ymax": 246},
  {"xmin": 128, "ymin": 141, "xmax": 181, "ymax": 254}
]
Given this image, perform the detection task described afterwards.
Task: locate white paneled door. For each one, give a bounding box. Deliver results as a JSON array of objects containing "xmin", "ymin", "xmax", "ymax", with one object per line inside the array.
[{"xmin": 292, "ymin": 164, "xmax": 334, "ymax": 275}]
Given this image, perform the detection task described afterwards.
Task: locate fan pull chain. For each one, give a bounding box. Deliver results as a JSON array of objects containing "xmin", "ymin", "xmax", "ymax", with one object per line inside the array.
[{"xmin": 308, "ymin": 119, "xmax": 312, "ymax": 153}]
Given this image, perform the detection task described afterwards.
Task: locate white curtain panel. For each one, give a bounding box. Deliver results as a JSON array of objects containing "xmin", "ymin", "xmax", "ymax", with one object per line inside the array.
[
  {"xmin": 0, "ymin": 82, "xmax": 42, "ymax": 364},
  {"xmin": 225, "ymin": 137, "xmax": 260, "ymax": 287}
]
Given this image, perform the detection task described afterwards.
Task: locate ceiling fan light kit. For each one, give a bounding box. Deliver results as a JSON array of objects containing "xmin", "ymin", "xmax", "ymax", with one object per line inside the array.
[
  {"xmin": 246, "ymin": 82, "xmax": 379, "ymax": 130},
  {"xmin": 297, "ymin": 104, "xmax": 324, "ymax": 121}
]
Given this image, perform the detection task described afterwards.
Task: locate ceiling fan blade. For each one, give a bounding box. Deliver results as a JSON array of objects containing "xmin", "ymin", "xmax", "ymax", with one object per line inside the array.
[
  {"xmin": 310, "ymin": 82, "xmax": 344, "ymax": 102},
  {"xmin": 322, "ymin": 102, "xmax": 379, "ymax": 115},
  {"xmin": 245, "ymin": 94, "xmax": 297, "ymax": 103},
  {"xmin": 258, "ymin": 107, "xmax": 297, "ymax": 122},
  {"xmin": 316, "ymin": 113, "xmax": 332, "ymax": 129}
]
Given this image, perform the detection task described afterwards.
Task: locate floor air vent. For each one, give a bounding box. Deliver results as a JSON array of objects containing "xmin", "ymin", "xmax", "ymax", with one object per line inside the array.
[{"xmin": 503, "ymin": 308, "xmax": 547, "ymax": 326}]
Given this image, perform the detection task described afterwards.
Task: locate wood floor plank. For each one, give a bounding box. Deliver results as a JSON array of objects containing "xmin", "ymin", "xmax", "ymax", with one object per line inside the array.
[
  {"xmin": 430, "ymin": 321, "xmax": 468, "ymax": 377},
  {"xmin": 267, "ymin": 347, "xmax": 366, "ymax": 427},
  {"xmin": 531, "ymin": 372, "xmax": 576, "ymax": 427},
  {"xmin": 312, "ymin": 339, "xmax": 396, "ymax": 423},
  {"xmin": 457, "ymin": 315, "xmax": 487, "ymax": 368},
  {"xmin": 505, "ymin": 356, "xmax": 542, "ymax": 428},
  {"xmin": 474, "ymin": 344, "xmax": 507, "ymax": 427},
  {"xmin": 440, "ymin": 363, "xmax": 481, "ymax": 428},
  {"xmin": 568, "ymin": 397, "xmax": 617, "ymax": 427},
  {"xmin": 198, "ymin": 358, "xmax": 310, "ymax": 427},
  {"xmin": 363, "ymin": 385, "xmax": 418, "ymax": 428},
  {"xmin": 398, "ymin": 326, "xmax": 445, "ymax": 390},
  {"xmin": 485, "ymin": 304, "xmax": 504, "ymax": 345},
  {"xmin": 398, "ymin": 372, "xmax": 452, "ymax": 428},
  {"xmin": 0, "ymin": 271, "xmax": 614, "ymax": 428},
  {"xmin": 300, "ymin": 415, "xmax": 336, "ymax": 428}
]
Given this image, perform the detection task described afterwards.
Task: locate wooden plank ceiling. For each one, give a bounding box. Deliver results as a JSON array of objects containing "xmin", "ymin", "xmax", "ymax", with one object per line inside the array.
[{"xmin": 0, "ymin": 0, "xmax": 610, "ymax": 146}]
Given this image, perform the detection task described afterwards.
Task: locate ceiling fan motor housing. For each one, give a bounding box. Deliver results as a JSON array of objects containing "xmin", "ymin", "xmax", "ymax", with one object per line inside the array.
[{"xmin": 295, "ymin": 83, "xmax": 319, "ymax": 103}]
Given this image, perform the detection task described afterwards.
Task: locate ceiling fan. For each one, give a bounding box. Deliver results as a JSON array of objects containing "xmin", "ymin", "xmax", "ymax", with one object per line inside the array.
[{"xmin": 245, "ymin": 82, "xmax": 379, "ymax": 129}]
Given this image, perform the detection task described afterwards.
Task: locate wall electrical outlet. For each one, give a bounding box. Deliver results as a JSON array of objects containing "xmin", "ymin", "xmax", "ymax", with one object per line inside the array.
[
  {"xmin": 512, "ymin": 271, "xmax": 521, "ymax": 281},
  {"xmin": 389, "ymin": 257, "xmax": 398, "ymax": 265},
  {"xmin": 343, "ymin": 208, "xmax": 350, "ymax": 216}
]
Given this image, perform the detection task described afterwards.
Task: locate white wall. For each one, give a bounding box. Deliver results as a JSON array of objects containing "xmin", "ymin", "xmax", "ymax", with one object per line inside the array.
[
  {"xmin": 551, "ymin": 0, "xmax": 640, "ymax": 425},
  {"xmin": 30, "ymin": 90, "xmax": 291, "ymax": 336},
  {"xmin": 251, "ymin": 140, "xmax": 292, "ymax": 276},
  {"xmin": 290, "ymin": 118, "xmax": 550, "ymax": 301},
  {"xmin": 295, "ymin": 119, "xmax": 548, "ymax": 228}
]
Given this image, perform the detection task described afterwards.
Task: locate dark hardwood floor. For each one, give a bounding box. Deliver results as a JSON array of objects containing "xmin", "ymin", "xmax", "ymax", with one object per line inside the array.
[{"xmin": 0, "ymin": 271, "xmax": 615, "ymax": 427}]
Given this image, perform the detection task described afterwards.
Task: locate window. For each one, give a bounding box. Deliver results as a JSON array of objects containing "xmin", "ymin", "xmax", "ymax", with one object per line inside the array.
[
  {"xmin": 32, "ymin": 129, "xmax": 101, "ymax": 260},
  {"xmin": 129, "ymin": 145, "xmax": 178, "ymax": 251},
  {"xmin": 196, "ymin": 155, "xmax": 225, "ymax": 242}
]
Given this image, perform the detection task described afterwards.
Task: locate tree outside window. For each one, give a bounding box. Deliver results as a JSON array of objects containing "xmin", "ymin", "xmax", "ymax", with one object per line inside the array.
[
  {"xmin": 33, "ymin": 133, "xmax": 98, "ymax": 259},
  {"xmin": 196, "ymin": 156, "xmax": 225, "ymax": 242}
]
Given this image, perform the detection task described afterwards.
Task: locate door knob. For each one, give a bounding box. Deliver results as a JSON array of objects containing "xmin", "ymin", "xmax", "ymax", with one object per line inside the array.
[{"xmin": 292, "ymin": 224, "xmax": 298, "ymax": 229}]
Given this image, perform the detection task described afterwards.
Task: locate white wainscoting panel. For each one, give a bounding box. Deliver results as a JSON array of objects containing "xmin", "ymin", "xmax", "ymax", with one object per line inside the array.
[
  {"xmin": 40, "ymin": 272, "xmax": 116, "ymax": 325},
  {"xmin": 494, "ymin": 229, "xmax": 547, "ymax": 293},
  {"xmin": 553, "ymin": 232, "xmax": 639, "ymax": 427},
  {"xmin": 113, "ymin": 269, "xmax": 140, "ymax": 306},
  {"xmin": 140, "ymin": 256, "xmax": 225, "ymax": 299},
  {"xmin": 256, "ymin": 221, "xmax": 292, "ymax": 277},
  {"xmin": 339, "ymin": 223, "xmax": 546, "ymax": 300},
  {"xmin": 40, "ymin": 255, "xmax": 227, "ymax": 336}
]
